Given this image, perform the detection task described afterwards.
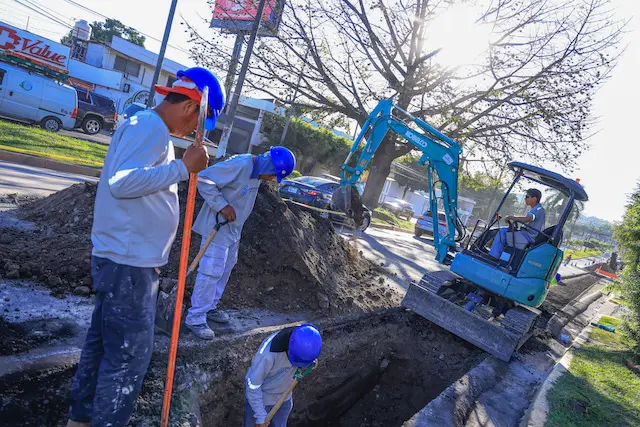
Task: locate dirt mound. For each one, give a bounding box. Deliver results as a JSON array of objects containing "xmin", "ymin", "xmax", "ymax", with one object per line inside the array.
[{"xmin": 1, "ymin": 182, "xmax": 399, "ymax": 313}]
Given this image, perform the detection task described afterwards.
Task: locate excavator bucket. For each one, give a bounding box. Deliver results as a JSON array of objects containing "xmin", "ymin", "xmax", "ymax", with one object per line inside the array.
[
  {"xmin": 331, "ymin": 185, "xmax": 365, "ymax": 228},
  {"xmin": 401, "ymin": 271, "xmax": 538, "ymax": 362}
]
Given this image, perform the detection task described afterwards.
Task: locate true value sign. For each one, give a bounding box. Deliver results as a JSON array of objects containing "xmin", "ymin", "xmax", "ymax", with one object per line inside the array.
[{"xmin": 0, "ymin": 21, "xmax": 70, "ymax": 73}]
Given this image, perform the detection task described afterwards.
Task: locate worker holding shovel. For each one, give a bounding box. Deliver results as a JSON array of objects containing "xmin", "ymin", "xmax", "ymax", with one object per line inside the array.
[
  {"xmin": 245, "ymin": 324, "xmax": 322, "ymax": 427},
  {"xmin": 184, "ymin": 146, "xmax": 296, "ymax": 339},
  {"xmin": 66, "ymin": 67, "xmax": 224, "ymax": 427}
]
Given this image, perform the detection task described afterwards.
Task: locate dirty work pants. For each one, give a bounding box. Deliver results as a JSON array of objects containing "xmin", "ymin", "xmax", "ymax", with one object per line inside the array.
[
  {"xmin": 185, "ymin": 238, "xmax": 239, "ymax": 326},
  {"xmin": 489, "ymin": 227, "xmax": 534, "ymax": 259},
  {"xmin": 68, "ymin": 256, "xmax": 159, "ymax": 426},
  {"xmin": 243, "ymin": 398, "xmax": 293, "ymax": 427}
]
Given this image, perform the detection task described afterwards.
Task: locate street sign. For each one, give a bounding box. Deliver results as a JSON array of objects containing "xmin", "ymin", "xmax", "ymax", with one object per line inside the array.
[
  {"xmin": 210, "ymin": 0, "xmax": 284, "ymax": 37},
  {"xmin": 0, "ymin": 21, "xmax": 70, "ymax": 73}
]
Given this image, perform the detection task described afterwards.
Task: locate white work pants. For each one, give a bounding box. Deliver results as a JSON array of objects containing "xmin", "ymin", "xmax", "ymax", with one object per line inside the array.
[{"xmin": 185, "ymin": 238, "xmax": 239, "ymax": 326}]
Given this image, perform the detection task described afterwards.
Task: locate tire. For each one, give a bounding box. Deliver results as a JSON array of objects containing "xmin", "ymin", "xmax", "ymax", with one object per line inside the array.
[
  {"xmin": 415, "ymin": 228, "xmax": 424, "ymax": 237},
  {"xmin": 82, "ymin": 116, "xmax": 102, "ymax": 135},
  {"xmin": 40, "ymin": 117, "xmax": 61, "ymax": 132},
  {"xmin": 361, "ymin": 214, "xmax": 371, "ymax": 232}
]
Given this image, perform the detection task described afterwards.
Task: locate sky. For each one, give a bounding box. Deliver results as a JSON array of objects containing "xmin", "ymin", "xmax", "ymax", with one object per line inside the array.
[{"xmin": 1, "ymin": 0, "xmax": 638, "ymax": 223}]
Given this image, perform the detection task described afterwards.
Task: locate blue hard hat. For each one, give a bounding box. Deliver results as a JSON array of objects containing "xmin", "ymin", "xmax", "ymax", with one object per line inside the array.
[
  {"xmin": 288, "ymin": 324, "xmax": 322, "ymax": 367},
  {"xmin": 177, "ymin": 67, "xmax": 225, "ymax": 130},
  {"xmin": 556, "ymin": 273, "xmax": 562, "ymax": 282},
  {"xmin": 270, "ymin": 146, "xmax": 296, "ymax": 183}
]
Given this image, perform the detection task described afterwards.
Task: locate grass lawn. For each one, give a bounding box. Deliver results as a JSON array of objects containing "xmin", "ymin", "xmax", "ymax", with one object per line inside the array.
[
  {"xmin": 564, "ymin": 248, "xmax": 603, "ymax": 260},
  {"xmin": 372, "ymin": 208, "xmax": 414, "ymax": 230},
  {"xmin": 546, "ymin": 316, "xmax": 640, "ymax": 427},
  {"xmin": 0, "ymin": 120, "xmax": 107, "ymax": 168}
]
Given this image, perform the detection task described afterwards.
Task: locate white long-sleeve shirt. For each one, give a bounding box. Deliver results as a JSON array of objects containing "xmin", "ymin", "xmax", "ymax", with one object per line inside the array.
[
  {"xmin": 192, "ymin": 154, "xmax": 261, "ymax": 247},
  {"xmin": 245, "ymin": 332, "xmax": 297, "ymax": 424},
  {"xmin": 91, "ymin": 110, "xmax": 189, "ymax": 267}
]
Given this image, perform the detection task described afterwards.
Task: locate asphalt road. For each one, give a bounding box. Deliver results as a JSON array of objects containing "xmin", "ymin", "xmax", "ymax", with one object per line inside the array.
[
  {"xmin": 350, "ymin": 227, "xmax": 445, "ymax": 290},
  {"xmin": 0, "ymin": 160, "xmax": 96, "ymax": 201}
]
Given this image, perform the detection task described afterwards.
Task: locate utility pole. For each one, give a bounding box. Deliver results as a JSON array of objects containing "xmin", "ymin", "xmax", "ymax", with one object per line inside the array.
[
  {"xmin": 216, "ymin": 0, "xmax": 268, "ymax": 158},
  {"xmin": 147, "ymin": 0, "xmax": 179, "ymax": 107},
  {"xmin": 223, "ymin": 33, "xmax": 245, "ymax": 106}
]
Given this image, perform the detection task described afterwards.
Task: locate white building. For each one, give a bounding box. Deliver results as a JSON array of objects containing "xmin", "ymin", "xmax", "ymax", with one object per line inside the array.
[{"xmin": 67, "ymin": 35, "xmax": 183, "ymax": 113}]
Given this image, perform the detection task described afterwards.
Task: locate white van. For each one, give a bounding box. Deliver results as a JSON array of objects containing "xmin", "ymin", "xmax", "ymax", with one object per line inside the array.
[{"xmin": 0, "ymin": 62, "xmax": 77, "ymax": 132}]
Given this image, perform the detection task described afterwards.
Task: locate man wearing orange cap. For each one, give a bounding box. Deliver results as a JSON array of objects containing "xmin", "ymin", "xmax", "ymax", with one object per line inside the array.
[{"xmin": 66, "ymin": 68, "xmax": 225, "ymax": 427}]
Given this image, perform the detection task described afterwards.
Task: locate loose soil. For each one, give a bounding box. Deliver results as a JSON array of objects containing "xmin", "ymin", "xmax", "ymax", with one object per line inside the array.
[
  {"xmin": 0, "ymin": 182, "xmax": 400, "ymax": 314},
  {"xmin": 0, "ymin": 317, "xmax": 75, "ymax": 356},
  {"xmin": 541, "ymin": 274, "xmax": 601, "ymax": 316},
  {"xmin": 0, "ymin": 310, "xmax": 482, "ymax": 427}
]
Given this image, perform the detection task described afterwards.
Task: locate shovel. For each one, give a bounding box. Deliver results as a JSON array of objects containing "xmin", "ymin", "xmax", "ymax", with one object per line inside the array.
[
  {"xmin": 187, "ymin": 211, "xmax": 229, "ymax": 278},
  {"xmin": 155, "ymin": 212, "xmax": 228, "ymax": 334},
  {"xmin": 264, "ymin": 361, "xmax": 317, "ymax": 425}
]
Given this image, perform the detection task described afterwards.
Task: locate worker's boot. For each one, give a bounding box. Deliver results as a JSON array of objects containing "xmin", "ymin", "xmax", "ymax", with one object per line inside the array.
[
  {"xmin": 207, "ymin": 309, "xmax": 230, "ymax": 324},
  {"xmin": 186, "ymin": 323, "xmax": 215, "ymax": 340},
  {"xmin": 66, "ymin": 421, "xmax": 90, "ymax": 427}
]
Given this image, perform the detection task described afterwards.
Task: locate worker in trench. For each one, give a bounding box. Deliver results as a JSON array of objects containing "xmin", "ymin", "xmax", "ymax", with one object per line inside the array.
[
  {"xmin": 245, "ymin": 324, "xmax": 323, "ymax": 427},
  {"xmin": 66, "ymin": 67, "xmax": 225, "ymax": 427},
  {"xmin": 185, "ymin": 146, "xmax": 296, "ymax": 339}
]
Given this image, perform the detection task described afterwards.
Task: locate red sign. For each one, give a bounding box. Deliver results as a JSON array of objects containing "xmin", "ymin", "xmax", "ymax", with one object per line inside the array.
[
  {"xmin": 212, "ymin": 0, "xmax": 276, "ymax": 22},
  {"xmin": 0, "ymin": 22, "xmax": 70, "ymax": 73}
]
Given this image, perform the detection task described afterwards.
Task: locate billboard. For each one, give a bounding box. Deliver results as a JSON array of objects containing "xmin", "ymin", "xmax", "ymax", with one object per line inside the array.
[
  {"xmin": 0, "ymin": 21, "xmax": 70, "ymax": 73},
  {"xmin": 210, "ymin": 0, "xmax": 284, "ymax": 36}
]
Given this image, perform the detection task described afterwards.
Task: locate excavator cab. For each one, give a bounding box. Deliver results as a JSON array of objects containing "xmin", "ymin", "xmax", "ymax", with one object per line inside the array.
[{"xmin": 403, "ymin": 162, "xmax": 588, "ymax": 361}]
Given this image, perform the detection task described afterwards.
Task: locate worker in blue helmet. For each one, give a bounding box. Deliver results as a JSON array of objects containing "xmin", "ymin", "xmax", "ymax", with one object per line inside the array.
[
  {"xmin": 67, "ymin": 67, "xmax": 223, "ymax": 427},
  {"xmin": 245, "ymin": 324, "xmax": 322, "ymax": 427},
  {"xmin": 185, "ymin": 147, "xmax": 296, "ymax": 339}
]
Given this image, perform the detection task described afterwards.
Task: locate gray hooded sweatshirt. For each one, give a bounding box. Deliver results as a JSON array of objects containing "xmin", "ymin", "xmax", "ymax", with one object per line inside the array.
[
  {"xmin": 192, "ymin": 154, "xmax": 261, "ymax": 247},
  {"xmin": 245, "ymin": 331, "xmax": 297, "ymax": 424},
  {"xmin": 91, "ymin": 110, "xmax": 189, "ymax": 267}
]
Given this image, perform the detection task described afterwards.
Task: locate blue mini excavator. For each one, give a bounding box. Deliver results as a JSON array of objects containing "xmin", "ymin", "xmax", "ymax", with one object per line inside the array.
[{"xmin": 336, "ymin": 99, "xmax": 588, "ymax": 361}]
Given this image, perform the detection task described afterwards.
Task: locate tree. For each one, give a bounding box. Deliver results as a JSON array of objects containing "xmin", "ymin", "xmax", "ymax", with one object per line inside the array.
[
  {"xmin": 61, "ymin": 19, "xmax": 145, "ymax": 47},
  {"xmin": 263, "ymin": 113, "xmax": 355, "ymax": 174},
  {"xmin": 187, "ymin": 0, "xmax": 623, "ymax": 207},
  {"xmin": 613, "ymin": 183, "xmax": 640, "ymax": 352}
]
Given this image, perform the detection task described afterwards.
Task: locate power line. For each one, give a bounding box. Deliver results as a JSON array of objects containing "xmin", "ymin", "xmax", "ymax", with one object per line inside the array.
[
  {"xmin": 12, "ymin": 0, "xmax": 73, "ymax": 29},
  {"xmin": 24, "ymin": 0, "xmax": 71, "ymax": 25},
  {"xmin": 57, "ymin": 0, "xmax": 192, "ymax": 56}
]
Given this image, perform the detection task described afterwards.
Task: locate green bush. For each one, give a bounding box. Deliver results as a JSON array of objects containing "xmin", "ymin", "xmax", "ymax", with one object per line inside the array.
[
  {"xmin": 289, "ymin": 170, "xmax": 302, "ymax": 179},
  {"xmin": 613, "ymin": 184, "xmax": 640, "ymax": 356},
  {"xmin": 264, "ymin": 115, "xmax": 359, "ymax": 175}
]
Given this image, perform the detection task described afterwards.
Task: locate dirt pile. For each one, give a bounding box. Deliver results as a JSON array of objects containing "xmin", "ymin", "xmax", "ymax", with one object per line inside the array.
[{"xmin": 0, "ymin": 182, "xmax": 399, "ymax": 313}]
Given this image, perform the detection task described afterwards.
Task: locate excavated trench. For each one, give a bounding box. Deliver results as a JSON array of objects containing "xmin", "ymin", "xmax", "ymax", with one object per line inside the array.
[
  {"xmin": 0, "ymin": 309, "xmax": 482, "ymax": 426},
  {"xmin": 167, "ymin": 310, "xmax": 482, "ymax": 427}
]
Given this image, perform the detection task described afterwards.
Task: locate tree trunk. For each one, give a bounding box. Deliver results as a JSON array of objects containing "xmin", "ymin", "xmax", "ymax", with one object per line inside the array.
[{"xmin": 362, "ymin": 148, "xmax": 394, "ymax": 208}]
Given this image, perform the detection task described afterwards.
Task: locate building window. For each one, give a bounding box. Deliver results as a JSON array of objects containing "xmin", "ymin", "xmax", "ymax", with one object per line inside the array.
[
  {"xmin": 114, "ymin": 55, "xmax": 141, "ymax": 77},
  {"xmin": 166, "ymin": 75, "xmax": 176, "ymax": 87}
]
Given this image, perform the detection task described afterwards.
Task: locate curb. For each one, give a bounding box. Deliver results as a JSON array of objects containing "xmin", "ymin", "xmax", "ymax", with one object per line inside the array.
[
  {"xmin": 522, "ymin": 299, "xmax": 612, "ymax": 427},
  {"xmin": 0, "ymin": 150, "xmax": 101, "ymax": 178},
  {"xmin": 403, "ymin": 357, "xmax": 507, "ymax": 426},
  {"xmin": 545, "ymin": 278, "xmax": 606, "ymax": 336}
]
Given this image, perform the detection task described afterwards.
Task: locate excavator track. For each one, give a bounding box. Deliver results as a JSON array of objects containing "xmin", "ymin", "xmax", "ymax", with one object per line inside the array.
[{"xmin": 402, "ymin": 270, "xmax": 539, "ymax": 362}]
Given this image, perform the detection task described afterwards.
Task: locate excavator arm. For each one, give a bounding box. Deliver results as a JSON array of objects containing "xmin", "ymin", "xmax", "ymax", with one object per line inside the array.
[{"xmin": 339, "ymin": 99, "xmax": 462, "ymax": 263}]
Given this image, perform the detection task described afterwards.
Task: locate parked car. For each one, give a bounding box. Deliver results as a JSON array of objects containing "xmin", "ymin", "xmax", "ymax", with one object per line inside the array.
[
  {"xmin": 0, "ymin": 63, "xmax": 77, "ymax": 132},
  {"xmin": 74, "ymin": 88, "xmax": 116, "ymax": 134},
  {"xmin": 115, "ymin": 102, "xmax": 147, "ymax": 129},
  {"xmin": 279, "ymin": 176, "xmax": 372, "ymax": 231},
  {"xmin": 380, "ymin": 199, "xmax": 415, "ymax": 220},
  {"xmin": 415, "ymin": 210, "xmax": 447, "ymax": 238}
]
